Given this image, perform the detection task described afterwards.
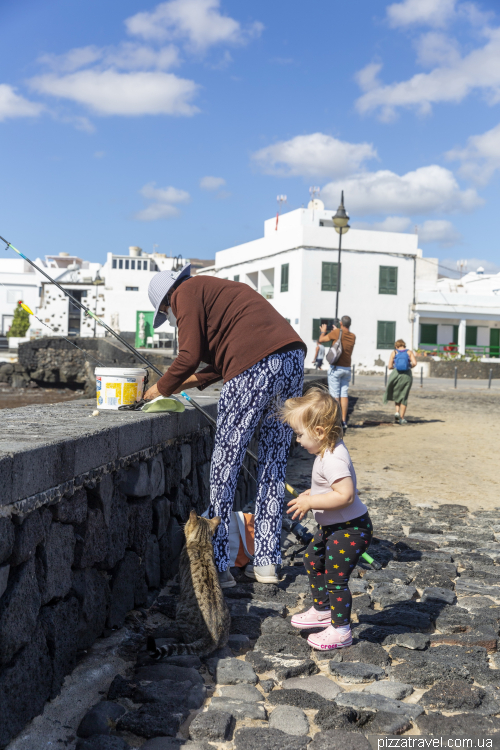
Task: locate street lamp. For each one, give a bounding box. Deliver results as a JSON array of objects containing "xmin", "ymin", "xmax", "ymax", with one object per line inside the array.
[
  {"xmin": 332, "ymin": 191, "xmax": 350, "ymax": 319},
  {"xmin": 93, "ymin": 270, "xmax": 103, "ymax": 337}
]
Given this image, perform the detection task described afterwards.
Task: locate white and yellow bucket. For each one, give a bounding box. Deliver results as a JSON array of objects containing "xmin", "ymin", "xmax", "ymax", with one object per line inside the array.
[{"xmin": 95, "ymin": 367, "xmax": 147, "ymax": 410}]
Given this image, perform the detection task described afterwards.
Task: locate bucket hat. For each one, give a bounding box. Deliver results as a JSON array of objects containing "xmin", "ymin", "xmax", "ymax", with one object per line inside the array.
[{"xmin": 148, "ymin": 264, "xmax": 191, "ymax": 328}]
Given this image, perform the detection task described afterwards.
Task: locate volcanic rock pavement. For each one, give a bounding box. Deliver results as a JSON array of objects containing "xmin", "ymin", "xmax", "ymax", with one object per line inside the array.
[{"xmin": 74, "ymin": 495, "xmax": 500, "ymax": 749}]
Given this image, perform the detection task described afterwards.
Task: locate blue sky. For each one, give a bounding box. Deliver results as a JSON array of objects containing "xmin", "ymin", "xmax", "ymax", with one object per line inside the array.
[{"xmin": 1, "ymin": 0, "xmax": 500, "ymax": 276}]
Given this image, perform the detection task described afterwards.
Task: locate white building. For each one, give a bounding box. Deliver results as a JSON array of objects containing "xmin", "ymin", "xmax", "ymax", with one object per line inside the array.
[
  {"xmin": 415, "ymin": 267, "xmax": 500, "ymax": 357},
  {"xmin": 34, "ymin": 248, "xmax": 190, "ymax": 346},
  {"xmin": 0, "ymin": 257, "xmax": 42, "ymax": 336},
  {"xmin": 198, "ymin": 203, "xmax": 437, "ymax": 370}
]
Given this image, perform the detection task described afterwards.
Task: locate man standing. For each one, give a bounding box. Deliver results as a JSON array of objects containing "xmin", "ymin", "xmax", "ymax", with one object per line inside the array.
[
  {"xmin": 144, "ymin": 266, "xmax": 306, "ymax": 586},
  {"xmin": 319, "ymin": 315, "xmax": 355, "ymax": 431}
]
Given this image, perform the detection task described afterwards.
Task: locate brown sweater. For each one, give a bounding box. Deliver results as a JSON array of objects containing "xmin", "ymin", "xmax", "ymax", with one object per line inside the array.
[
  {"xmin": 327, "ymin": 328, "xmax": 356, "ymax": 367},
  {"xmin": 156, "ymin": 276, "xmax": 306, "ymax": 396}
]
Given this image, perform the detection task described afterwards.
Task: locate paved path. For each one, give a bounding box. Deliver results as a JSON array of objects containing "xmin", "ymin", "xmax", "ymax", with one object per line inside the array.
[{"xmin": 13, "ymin": 449, "xmax": 500, "ymax": 748}]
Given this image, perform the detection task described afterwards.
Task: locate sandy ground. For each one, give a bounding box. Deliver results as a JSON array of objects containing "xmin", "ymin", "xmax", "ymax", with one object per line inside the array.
[{"xmin": 340, "ymin": 379, "xmax": 500, "ymax": 511}]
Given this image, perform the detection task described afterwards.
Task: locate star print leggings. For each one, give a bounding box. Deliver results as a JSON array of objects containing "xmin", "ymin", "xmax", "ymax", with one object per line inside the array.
[{"xmin": 305, "ymin": 513, "xmax": 373, "ymax": 627}]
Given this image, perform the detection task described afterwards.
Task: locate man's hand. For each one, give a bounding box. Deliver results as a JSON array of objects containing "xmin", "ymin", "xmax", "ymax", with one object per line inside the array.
[
  {"xmin": 144, "ymin": 383, "xmax": 162, "ymax": 401},
  {"xmin": 319, "ymin": 324, "xmax": 327, "ymax": 334},
  {"xmin": 287, "ymin": 490, "xmax": 312, "ymax": 521}
]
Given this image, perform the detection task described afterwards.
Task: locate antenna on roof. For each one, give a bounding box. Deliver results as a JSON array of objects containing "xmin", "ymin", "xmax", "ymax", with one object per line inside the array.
[{"xmin": 276, "ymin": 195, "xmax": 287, "ymax": 231}]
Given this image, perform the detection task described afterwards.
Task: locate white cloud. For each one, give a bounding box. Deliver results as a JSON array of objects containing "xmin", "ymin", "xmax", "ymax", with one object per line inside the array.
[
  {"xmin": 415, "ymin": 31, "xmax": 460, "ymax": 67},
  {"xmin": 30, "ymin": 69, "xmax": 199, "ymax": 116},
  {"xmin": 387, "ymin": 0, "xmax": 457, "ymax": 29},
  {"xmin": 355, "ymin": 62, "xmax": 383, "ymax": 93},
  {"xmin": 134, "ymin": 182, "xmax": 190, "ymax": 221},
  {"xmin": 447, "ymin": 122, "xmax": 500, "ymax": 184},
  {"xmin": 40, "ymin": 43, "xmax": 180, "ymax": 73},
  {"xmin": 356, "ymin": 27, "xmax": 500, "ymax": 120},
  {"xmin": 199, "ymin": 175, "xmax": 226, "ymax": 190},
  {"xmin": 353, "ymin": 216, "xmax": 413, "ymax": 232},
  {"xmin": 321, "ymin": 165, "xmax": 482, "ymax": 216},
  {"xmin": 418, "ymin": 219, "xmax": 462, "ymax": 245},
  {"xmin": 252, "ymin": 133, "xmax": 377, "ymax": 178},
  {"xmin": 0, "ymin": 84, "xmax": 43, "ymax": 121},
  {"xmin": 352, "ymin": 215, "xmax": 462, "ymax": 245},
  {"xmin": 125, "ymin": 0, "xmax": 263, "ymax": 52}
]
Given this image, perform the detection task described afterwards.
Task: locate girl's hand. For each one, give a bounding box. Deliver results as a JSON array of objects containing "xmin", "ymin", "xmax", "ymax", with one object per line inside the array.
[{"xmin": 287, "ymin": 491, "xmax": 312, "ymax": 521}]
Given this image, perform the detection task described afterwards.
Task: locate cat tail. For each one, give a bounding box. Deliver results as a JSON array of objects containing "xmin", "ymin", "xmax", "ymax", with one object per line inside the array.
[{"xmin": 147, "ymin": 635, "xmax": 212, "ymax": 659}]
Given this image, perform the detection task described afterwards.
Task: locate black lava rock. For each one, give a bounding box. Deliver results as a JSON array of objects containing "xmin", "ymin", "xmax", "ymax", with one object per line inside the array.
[
  {"xmin": 189, "ymin": 710, "xmax": 234, "ymax": 742},
  {"xmin": 117, "ymin": 704, "xmax": 183, "ymax": 739},
  {"xmin": 77, "ymin": 736, "xmax": 131, "ymax": 750},
  {"xmin": 340, "ymin": 641, "xmax": 391, "ymax": 667},
  {"xmin": 77, "ymin": 702, "xmax": 126, "ymax": 738},
  {"xmin": 308, "ymin": 731, "xmax": 372, "ymax": 750},
  {"xmin": 315, "ymin": 704, "xmax": 372, "ymax": 732},
  {"xmin": 421, "ymin": 680, "xmax": 486, "ymax": 711},
  {"xmin": 267, "ymin": 688, "xmax": 329, "ymax": 709},
  {"xmin": 233, "ymin": 727, "xmax": 310, "ymax": 750}
]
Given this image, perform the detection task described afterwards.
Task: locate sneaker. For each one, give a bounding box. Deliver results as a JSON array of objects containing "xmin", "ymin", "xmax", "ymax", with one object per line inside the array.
[
  {"xmin": 400, "ymin": 418, "xmax": 408, "ymax": 425},
  {"xmin": 291, "ymin": 606, "xmax": 331, "ymax": 630},
  {"xmin": 342, "ymin": 422, "xmax": 348, "ymax": 432},
  {"xmin": 218, "ymin": 569, "xmax": 236, "ymax": 589},
  {"xmin": 307, "ymin": 624, "xmax": 353, "ymax": 650},
  {"xmin": 394, "ymin": 413, "xmax": 400, "ymax": 423},
  {"xmin": 244, "ymin": 564, "xmax": 279, "ymax": 584}
]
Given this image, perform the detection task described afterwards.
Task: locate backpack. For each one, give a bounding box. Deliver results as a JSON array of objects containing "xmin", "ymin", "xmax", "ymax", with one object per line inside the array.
[
  {"xmin": 394, "ymin": 349, "xmax": 410, "ymax": 372},
  {"xmin": 326, "ymin": 329, "xmax": 343, "ymax": 366}
]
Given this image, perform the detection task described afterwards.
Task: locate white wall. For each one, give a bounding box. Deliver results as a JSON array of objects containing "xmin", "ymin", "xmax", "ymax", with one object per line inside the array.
[{"xmin": 0, "ymin": 258, "xmax": 40, "ymax": 335}]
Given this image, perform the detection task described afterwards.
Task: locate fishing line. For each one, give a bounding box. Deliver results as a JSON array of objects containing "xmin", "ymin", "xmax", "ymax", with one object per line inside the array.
[{"xmin": 1, "ymin": 236, "xmax": 378, "ymax": 568}]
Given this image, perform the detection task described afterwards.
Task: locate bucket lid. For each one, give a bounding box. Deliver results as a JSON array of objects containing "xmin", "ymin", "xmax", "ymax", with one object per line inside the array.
[{"xmin": 95, "ymin": 367, "xmax": 147, "ymax": 376}]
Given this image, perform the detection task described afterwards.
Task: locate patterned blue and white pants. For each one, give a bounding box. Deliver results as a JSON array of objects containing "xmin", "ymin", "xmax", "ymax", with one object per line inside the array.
[{"xmin": 209, "ymin": 348, "xmax": 305, "ymax": 571}]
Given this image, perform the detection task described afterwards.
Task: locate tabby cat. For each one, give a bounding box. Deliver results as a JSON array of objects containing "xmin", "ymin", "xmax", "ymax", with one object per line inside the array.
[{"xmin": 148, "ymin": 511, "xmax": 231, "ymax": 658}]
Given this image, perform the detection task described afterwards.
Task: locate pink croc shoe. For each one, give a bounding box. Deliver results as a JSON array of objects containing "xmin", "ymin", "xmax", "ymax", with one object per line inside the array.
[
  {"xmin": 307, "ymin": 624, "xmax": 353, "ymax": 650},
  {"xmin": 290, "ymin": 607, "xmax": 331, "ymax": 630}
]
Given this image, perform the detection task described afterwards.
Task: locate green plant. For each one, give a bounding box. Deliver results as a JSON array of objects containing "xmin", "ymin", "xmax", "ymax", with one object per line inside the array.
[{"xmin": 6, "ymin": 301, "xmax": 30, "ymax": 338}]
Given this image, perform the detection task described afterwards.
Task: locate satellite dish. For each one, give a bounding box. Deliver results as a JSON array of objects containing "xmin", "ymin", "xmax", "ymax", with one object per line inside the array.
[{"xmin": 308, "ymin": 198, "xmax": 324, "ymax": 211}]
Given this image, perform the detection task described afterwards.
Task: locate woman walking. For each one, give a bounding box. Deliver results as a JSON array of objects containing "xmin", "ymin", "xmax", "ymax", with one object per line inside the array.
[
  {"xmin": 144, "ymin": 266, "xmax": 306, "ymax": 586},
  {"xmin": 384, "ymin": 339, "xmax": 417, "ymax": 424}
]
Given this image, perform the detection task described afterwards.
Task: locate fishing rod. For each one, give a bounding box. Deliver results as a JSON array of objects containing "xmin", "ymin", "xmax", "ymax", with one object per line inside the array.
[
  {"xmin": 0, "ymin": 235, "xmax": 169, "ymax": 379},
  {"xmin": 2, "ymin": 237, "xmax": 379, "ymax": 569}
]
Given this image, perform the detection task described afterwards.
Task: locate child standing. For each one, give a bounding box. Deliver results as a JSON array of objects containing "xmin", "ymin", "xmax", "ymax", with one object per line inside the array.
[{"xmin": 281, "ymin": 388, "xmax": 372, "ymax": 650}]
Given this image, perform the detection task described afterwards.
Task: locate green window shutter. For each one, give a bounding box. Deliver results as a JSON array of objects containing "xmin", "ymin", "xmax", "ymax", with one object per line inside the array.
[
  {"xmin": 379, "ymin": 266, "xmax": 398, "ymax": 295},
  {"xmin": 280, "ymin": 264, "xmax": 289, "ymax": 292},
  {"xmin": 312, "ymin": 319, "xmax": 320, "ymax": 341},
  {"xmin": 452, "ymin": 325, "xmax": 459, "ymax": 344},
  {"xmin": 234, "ymin": 275, "xmax": 240, "ymax": 282},
  {"xmin": 377, "ymin": 321, "xmax": 396, "ymax": 349},
  {"xmin": 490, "ymin": 328, "xmax": 500, "ymax": 357},
  {"xmin": 321, "ymin": 262, "xmax": 340, "ymax": 291},
  {"xmin": 420, "ymin": 324, "xmax": 438, "ymax": 345},
  {"xmin": 465, "ymin": 326, "xmax": 477, "ymax": 346}
]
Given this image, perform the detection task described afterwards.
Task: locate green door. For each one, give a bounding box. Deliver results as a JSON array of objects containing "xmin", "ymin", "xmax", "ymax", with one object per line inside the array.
[
  {"xmin": 136, "ymin": 311, "xmax": 155, "ymax": 348},
  {"xmin": 490, "ymin": 328, "xmax": 500, "ymax": 358}
]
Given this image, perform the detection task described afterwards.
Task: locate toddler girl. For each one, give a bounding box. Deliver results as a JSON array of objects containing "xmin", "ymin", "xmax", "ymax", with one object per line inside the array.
[{"xmin": 281, "ymin": 387, "xmax": 372, "ymax": 650}]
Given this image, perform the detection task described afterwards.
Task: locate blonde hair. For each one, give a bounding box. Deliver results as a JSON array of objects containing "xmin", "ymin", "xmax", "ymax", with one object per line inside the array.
[{"xmin": 280, "ymin": 386, "xmax": 342, "ymax": 457}]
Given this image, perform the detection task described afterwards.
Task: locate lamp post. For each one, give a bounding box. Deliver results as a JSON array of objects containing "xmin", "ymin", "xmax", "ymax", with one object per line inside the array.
[
  {"xmin": 92, "ymin": 270, "xmax": 103, "ymax": 337},
  {"xmin": 332, "ymin": 191, "xmax": 350, "ymax": 320}
]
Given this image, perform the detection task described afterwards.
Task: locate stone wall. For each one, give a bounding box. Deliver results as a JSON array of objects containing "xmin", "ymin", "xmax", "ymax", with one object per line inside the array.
[
  {"xmin": 13, "ymin": 337, "xmax": 172, "ymax": 395},
  {"xmin": 0, "ymin": 398, "xmax": 254, "ymax": 748},
  {"xmin": 416, "ymin": 357, "xmax": 500, "ymax": 380}
]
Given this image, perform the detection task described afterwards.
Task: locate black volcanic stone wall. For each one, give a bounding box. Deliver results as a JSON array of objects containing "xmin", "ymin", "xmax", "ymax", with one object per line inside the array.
[{"xmin": 0, "ymin": 424, "xmax": 258, "ymax": 748}]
